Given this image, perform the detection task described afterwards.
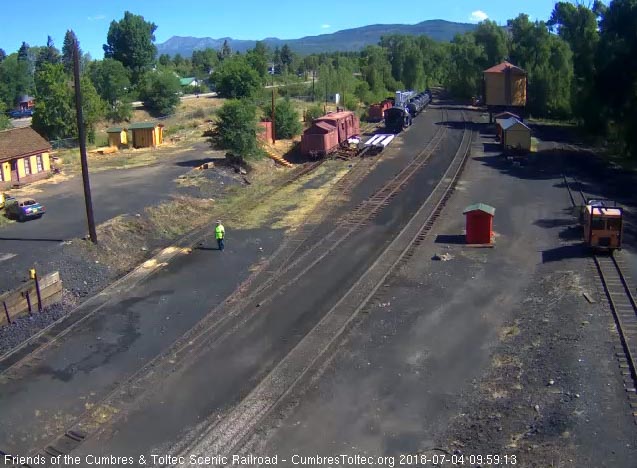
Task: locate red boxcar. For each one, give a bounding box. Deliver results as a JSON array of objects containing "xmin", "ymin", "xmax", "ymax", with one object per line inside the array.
[
  {"xmin": 368, "ymin": 100, "xmax": 393, "ymax": 121},
  {"xmin": 301, "ymin": 111, "xmax": 360, "ymax": 157},
  {"xmin": 301, "ymin": 121, "xmax": 339, "ymax": 157}
]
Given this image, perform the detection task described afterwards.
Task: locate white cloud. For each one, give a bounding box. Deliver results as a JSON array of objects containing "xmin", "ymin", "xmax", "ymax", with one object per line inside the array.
[
  {"xmin": 469, "ymin": 10, "xmax": 488, "ymax": 22},
  {"xmin": 88, "ymin": 14, "xmax": 106, "ymax": 21},
  {"xmin": 321, "ymin": 24, "xmax": 331, "ymax": 29}
]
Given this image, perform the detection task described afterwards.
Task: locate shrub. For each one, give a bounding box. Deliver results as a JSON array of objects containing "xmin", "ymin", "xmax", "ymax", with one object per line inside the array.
[
  {"xmin": 213, "ymin": 99, "xmax": 260, "ymax": 161},
  {"xmin": 262, "ymin": 98, "xmax": 302, "ymax": 139},
  {"xmin": 305, "ymin": 104, "xmax": 324, "ymax": 123}
]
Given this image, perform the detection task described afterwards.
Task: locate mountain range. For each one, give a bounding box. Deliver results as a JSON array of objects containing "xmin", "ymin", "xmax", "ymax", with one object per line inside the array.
[{"xmin": 156, "ymin": 20, "xmax": 476, "ymax": 57}]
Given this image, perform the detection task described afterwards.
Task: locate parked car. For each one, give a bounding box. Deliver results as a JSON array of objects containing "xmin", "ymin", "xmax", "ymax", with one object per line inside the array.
[
  {"xmin": 5, "ymin": 198, "xmax": 45, "ymax": 221},
  {"xmin": 7, "ymin": 109, "xmax": 33, "ymax": 118}
]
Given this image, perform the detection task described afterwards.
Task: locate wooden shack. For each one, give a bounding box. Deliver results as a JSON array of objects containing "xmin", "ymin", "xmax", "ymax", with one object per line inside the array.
[
  {"xmin": 129, "ymin": 122, "xmax": 164, "ymax": 148},
  {"xmin": 106, "ymin": 127, "xmax": 128, "ymax": 148},
  {"xmin": 501, "ymin": 118, "xmax": 531, "ymax": 153},
  {"xmin": 484, "ymin": 61, "xmax": 527, "ymax": 122}
]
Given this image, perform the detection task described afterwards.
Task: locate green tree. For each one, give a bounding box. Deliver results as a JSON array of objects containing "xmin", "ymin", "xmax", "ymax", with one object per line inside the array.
[
  {"xmin": 36, "ymin": 36, "xmax": 60, "ymax": 72},
  {"xmin": 212, "ymin": 55, "xmax": 262, "ymax": 99},
  {"xmin": 139, "ymin": 69, "xmax": 181, "ymax": 115},
  {"xmin": 192, "ymin": 48, "xmax": 218, "ymax": 77},
  {"xmin": 214, "ymin": 99, "xmax": 260, "ymax": 159},
  {"xmin": 0, "ymin": 49, "xmax": 6, "ymax": 63},
  {"xmin": 548, "ymin": 2, "xmax": 601, "ymax": 124},
  {"xmin": 447, "ymin": 33, "xmax": 486, "ymax": 99},
  {"xmin": 473, "ymin": 20, "xmax": 509, "ymax": 68},
  {"xmin": 17, "ymin": 42, "xmax": 29, "ymax": 62},
  {"xmin": 0, "ymin": 54, "xmax": 33, "ymax": 108},
  {"xmin": 596, "ymin": 0, "xmax": 637, "ymax": 155},
  {"xmin": 32, "ymin": 63, "xmax": 75, "ymax": 140},
  {"xmin": 62, "ymin": 30, "xmax": 79, "ymax": 73},
  {"xmin": 246, "ymin": 41, "xmax": 269, "ymax": 78},
  {"xmin": 305, "ymin": 104, "xmax": 324, "ymax": 122},
  {"xmin": 220, "ymin": 40, "xmax": 232, "ymax": 61},
  {"xmin": 263, "ymin": 98, "xmax": 302, "ymax": 139},
  {"xmin": 158, "ymin": 53, "xmax": 171, "ymax": 67},
  {"xmin": 0, "ymin": 102, "xmax": 10, "ymax": 130},
  {"xmin": 103, "ymin": 11, "xmax": 157, "ymax": 83},
  {"xmin": 280, "ymin": 44, "xmax": 294, "ymax": 73},
  {"xmin": 77, "ymin": 75, "xmax": 106, "ymax": 143},
  {"xmin": 87, "ymin": 58, "xmax": 132, "ymax": 121}
]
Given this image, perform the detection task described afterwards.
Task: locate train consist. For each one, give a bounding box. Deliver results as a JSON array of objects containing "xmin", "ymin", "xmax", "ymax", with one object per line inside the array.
[
  {"xmin": 384, "ymin": 89, "xmax": 432, "ymax": 133},
  {"xmin": 301, "ymin": 111, "xmax": 360, "ymax": 158}
]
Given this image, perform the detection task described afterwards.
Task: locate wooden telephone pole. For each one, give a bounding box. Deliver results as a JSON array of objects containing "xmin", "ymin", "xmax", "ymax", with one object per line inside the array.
[{"xmin": 73, "ymin": 38, "xmax": 97, "ymax": 244}]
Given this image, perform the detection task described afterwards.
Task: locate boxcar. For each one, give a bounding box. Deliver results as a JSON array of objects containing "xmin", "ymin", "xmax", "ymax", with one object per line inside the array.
[{"xmin": 301, "ymin": 121, "xmax": 339, "ymax": 158}]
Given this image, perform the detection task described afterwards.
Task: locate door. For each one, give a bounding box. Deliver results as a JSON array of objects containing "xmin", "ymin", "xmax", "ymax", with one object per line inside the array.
[{"xmin": 10, "ymin": 160, "xmax": 18, "ymax": 181}]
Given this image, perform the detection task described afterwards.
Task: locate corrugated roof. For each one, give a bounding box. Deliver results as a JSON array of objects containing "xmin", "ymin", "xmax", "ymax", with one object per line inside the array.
[
  {"xmin": 311, "ymin": 121, "xmax": 336, "ymax": 133},
  {"xmin": 179, "ymin": 77, "xmax": 197, "ymax": 86},
  {"xmin": 463, "ymin": 203, "xmax": 496, "ymax": 216},
  {"xmin": 106, "ymin": 127, "xmax": 127, "ymax": 133},
  {"xmin": 129, "ymin": 122, "xmax": 161, "ymax": 130},
  {"xmin": 0, "ymin": 127, "xmax": 51, "ymax": 162},
  {"xmin": 316, "ymin": 111, "xmax": 355, "ymax": 121},
  {"xmin": 484, "ymin": 61, "xmax": 526, "ymax": 75},
  {"xmin": 500, "ymin": 117, "xmax": 530, "ymax": 131}
]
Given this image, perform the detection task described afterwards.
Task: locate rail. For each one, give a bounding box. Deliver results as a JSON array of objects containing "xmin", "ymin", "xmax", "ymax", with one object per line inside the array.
[
  {"xmin": 563, "ymin": 174, "xmax": 637, "ymax": 410},
  {"xmin": 5, "ymin": 107, "xmax": 458, "ymax": 464},
  {"xmin": 174, "ymin": 110, "xmax": 473, "ymax": 463}
]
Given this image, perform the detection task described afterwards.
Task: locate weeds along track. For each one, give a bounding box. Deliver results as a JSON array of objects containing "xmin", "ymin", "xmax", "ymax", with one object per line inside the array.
[
  {"xmin": 171, "ymin": 111, "xmax": 473, "ymax": 464},
  {"xmin": 6, "ymin": 108, "xmax": 454, "ymax": 462}
]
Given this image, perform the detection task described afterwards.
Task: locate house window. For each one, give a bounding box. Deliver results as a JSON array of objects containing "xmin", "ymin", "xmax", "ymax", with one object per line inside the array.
[
  {"xmin": 36, "ymin": 155, "xmax": 43, "ymax": 172},
  {"xmin": 23, "ymin": 158, "xmax": 31, "ymax": 175}
]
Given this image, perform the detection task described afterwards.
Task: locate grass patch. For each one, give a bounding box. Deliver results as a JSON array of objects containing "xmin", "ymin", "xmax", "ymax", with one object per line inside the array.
[{"xmin": 146, "ymin": 196, "xmax": 215, "ymax": 238}]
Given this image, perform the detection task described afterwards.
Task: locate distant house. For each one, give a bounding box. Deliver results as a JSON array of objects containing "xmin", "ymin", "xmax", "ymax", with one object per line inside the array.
[
  {"xmin": 129, "ymin": 122, "xmax": 164, "ymax": 148},
  {"xmin": 18, "ymin": 95, "xmax": 35, "ymax": 111},
  {"xmin": 179, "ymin": 77, "xmax": 201, "ymax": 87},
  {"xmin": 0, "ymin": 127, "xmax": 52, "ymax": 187}
]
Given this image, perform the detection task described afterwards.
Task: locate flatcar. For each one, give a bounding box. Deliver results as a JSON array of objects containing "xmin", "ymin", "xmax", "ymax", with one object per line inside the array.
[{"xmin": 582, "ymin": 199, "xmax": 623, "ymax": 251}]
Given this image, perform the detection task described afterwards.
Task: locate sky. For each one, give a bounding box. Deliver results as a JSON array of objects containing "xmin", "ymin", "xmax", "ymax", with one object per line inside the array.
[{"xmin": 0, "ymin": 0, "xmax": 570, "ymax": 59}]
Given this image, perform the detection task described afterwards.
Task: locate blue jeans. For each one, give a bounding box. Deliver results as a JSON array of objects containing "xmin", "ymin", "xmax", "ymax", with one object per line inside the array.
[{"xmin": 217, "ymin": 238, "xmax": 224, "ymax": 251}]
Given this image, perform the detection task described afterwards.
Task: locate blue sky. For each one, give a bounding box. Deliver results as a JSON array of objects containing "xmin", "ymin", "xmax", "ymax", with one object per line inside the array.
[{"xmin": 1, "ymin": 0, "xmax": 569, "ymax": 58}]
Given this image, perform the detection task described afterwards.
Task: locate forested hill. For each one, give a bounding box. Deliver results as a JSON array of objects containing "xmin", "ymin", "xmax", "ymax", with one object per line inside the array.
[{"xmin": 156, "ymin": 20, "xmax": 477, "ymax": 56}]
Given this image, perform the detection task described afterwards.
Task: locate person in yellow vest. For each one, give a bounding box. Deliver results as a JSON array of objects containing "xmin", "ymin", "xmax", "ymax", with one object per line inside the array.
[{"xmin": 215, "ymin": 220, "xmax": 225, "ymax": 251}]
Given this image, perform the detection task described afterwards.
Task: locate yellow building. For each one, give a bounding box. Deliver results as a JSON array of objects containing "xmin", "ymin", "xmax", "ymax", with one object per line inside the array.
[
  {"xmin": 484, "ymin": 61, "xmax": 527, "ymax": 122},
  {"xmin": 0, "ymin": 127, "xmax": 52, "ymax": 188},
  {"xmin": 501, "ymin": 118, "xmax": 531, "ymax": 153},
  {"xmin": 129, "ymin": 122, "xmax": 164, "ymax": 148},
  {"xmin": 106, "ymin": 127, "xmax": 128, "ymax": 148}
]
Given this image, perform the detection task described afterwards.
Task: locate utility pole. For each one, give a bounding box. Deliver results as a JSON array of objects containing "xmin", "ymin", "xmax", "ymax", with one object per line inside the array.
[
  {"xmin": 73, "ymin": 38, "xmax": 97, "ymax": 244},
  {"xmin": 312, "ymin": 70, "xmax": 315, "ymax": 102},
  {"xmin": 271, "ymin": 88, "xmax": 276, "ymax": 145}
]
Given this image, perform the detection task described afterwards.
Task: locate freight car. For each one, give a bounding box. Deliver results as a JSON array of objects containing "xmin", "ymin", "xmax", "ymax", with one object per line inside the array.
[
  {"xmin": 301, "ymin": 111, "xmax": 361, "ymax": 158},
  {"xmin": 368, "ymin": 99, "xmax": 393, "ymax": 122}
]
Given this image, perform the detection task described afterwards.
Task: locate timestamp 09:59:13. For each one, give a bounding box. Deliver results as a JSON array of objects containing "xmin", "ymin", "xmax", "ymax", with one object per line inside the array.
[{"xmin": 398, "ymin": 453, "xmax": 517, "ymax": 466}]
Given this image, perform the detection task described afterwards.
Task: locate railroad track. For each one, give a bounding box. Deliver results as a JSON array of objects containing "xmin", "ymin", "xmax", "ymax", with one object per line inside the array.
[
  {"xmin": 173, "ymin": 110, "xmax": 473, "ymax": 464},
  {"xmin": 594, "ymin": 255, "xmax": 637, "ymax": 386},
  {"xmin": 3, "ymin": 108, "xmax": 453, "ymax": 464},
  {"xmin": 563, "ymin": 173, "xmax": 637, "ymax": 421}
]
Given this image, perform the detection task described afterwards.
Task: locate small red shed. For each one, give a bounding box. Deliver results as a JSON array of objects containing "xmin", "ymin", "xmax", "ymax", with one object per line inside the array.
[{"xmin": 463, "ymin": 203, "xmax": 496, "ymax": 245}]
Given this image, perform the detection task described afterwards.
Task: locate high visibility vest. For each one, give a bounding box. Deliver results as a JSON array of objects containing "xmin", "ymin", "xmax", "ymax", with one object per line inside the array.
[{"xmin": 215, "ymin": 224, "xmax": 225, "ymax": 240}]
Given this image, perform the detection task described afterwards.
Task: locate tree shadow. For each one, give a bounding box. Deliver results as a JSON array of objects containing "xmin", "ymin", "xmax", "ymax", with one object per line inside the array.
[
  {"xmin": 175, "ymin": 158, "xmax": 217, "ymax": 168},
  {"xmin": 542, "ymin": 243, "xmax": 588, "ymax": 263},
  {"xmin": 434, "ymin": 234, "xmax": 466, "ymax": 245}
]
